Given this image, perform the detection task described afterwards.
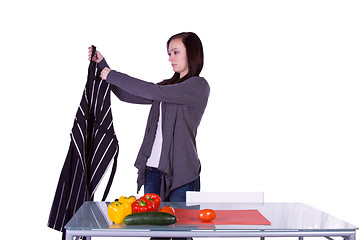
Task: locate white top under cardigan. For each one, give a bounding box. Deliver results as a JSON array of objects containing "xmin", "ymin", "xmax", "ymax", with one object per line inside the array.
[{"xmin": 146, "ymin": 102, "xmax": 163, "ymax": 168}]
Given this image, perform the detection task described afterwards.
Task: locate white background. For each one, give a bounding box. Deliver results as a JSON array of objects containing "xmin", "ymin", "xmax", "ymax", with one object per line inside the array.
[{"xmin": 1, "ymin": 0, "xmax": 359, "ymax": 239}]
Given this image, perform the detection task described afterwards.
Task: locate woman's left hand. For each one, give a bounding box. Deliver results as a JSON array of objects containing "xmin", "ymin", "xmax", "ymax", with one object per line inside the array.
[{"xmin": 100, "ymin": 67, "xmax": 111, "ymax": 80}]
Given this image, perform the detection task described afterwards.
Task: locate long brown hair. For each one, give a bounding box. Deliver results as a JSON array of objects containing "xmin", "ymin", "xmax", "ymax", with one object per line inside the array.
[{"xmin": 159, "ymin": 32, "xmax": 204, "ymax": 85}]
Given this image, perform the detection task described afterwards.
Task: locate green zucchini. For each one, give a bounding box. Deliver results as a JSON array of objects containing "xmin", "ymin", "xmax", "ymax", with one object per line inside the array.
[{"xmin": 124, "ymin": 212, "xmax": 177, "ymax": 225}]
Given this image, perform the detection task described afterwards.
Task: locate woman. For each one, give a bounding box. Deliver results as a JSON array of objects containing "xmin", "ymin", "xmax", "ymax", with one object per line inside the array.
[{"xmin": 88, "ymin": 32, "xmax": 210, "ymax": 202}]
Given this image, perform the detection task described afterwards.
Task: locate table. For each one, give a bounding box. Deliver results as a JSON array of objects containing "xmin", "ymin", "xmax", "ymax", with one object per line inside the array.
[{"xmin": 65, "ymin": 201, "xmax": 358, "ymax": 240}]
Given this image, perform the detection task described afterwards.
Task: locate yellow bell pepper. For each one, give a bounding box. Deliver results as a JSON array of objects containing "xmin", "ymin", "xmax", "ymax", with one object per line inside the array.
[
  {"xmin": 108, "ymin": 196, "xmax": 136, "ymax": 224},
  {"xmin": 118, "ymin": 195, "xmax": 136, "ymax": 205},
  {"xmin": 118, "ymin": 196, "xmax": 136, "ymax": 217}
]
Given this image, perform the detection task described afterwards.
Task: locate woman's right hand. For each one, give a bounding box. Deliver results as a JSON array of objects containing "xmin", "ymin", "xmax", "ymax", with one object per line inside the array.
[{"xmin": 88, "ymin": 46, "xmax": 104, "ymax": 63}]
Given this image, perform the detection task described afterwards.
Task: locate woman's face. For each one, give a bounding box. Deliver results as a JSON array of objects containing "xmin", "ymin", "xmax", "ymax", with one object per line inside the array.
[{"xmin": 168, "ymin": 38, "xmax": 189, "ymax": 79}]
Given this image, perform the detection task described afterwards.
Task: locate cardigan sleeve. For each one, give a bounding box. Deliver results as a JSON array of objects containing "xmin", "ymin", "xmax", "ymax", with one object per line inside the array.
[
  {"xmin": 106, "ymin": 70, "xmax": 210, "ymax": 106},
  {"xmin": 98, "ymin": 59, "xmax": 152, "ymax": 104},
  {"xmin": 111, "ymin": 85, "xmax": 152, "ymax": 104}
]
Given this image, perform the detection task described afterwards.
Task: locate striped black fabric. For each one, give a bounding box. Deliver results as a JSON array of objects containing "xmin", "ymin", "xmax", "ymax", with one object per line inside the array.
[{"xmin": 48, "ymin": 46, "xmax": 119, "ymax": 233}]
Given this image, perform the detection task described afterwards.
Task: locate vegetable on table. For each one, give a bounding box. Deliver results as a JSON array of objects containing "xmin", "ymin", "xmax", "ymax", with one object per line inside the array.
[
  {"xmin": 132, "ymin": 193, "xmax": 161, "ymax": 213},
  {"xmin": 159, "ymin": 206, "xmax": 175, "ymax": 215},
  {"xmin": 198, "ymin": 209, "xmax": 216, "ymax": 222},
  {"xmin": 118, "ymin": 195, "xmax": 136, "ymax": 204},
  {"xmin": 108, "ymin": 196, "xmax": 135, "ymax": 224},
  {"xmin": 124, "ymin": 212, "xmax": 177, "ymax": 225},
  {"xmin": 132, "ymin": 198, "xmax": 156, "ymax": 213},
  {"xmin": 143, "ymin": 193, "xmax": 161, "ymax": 211}
]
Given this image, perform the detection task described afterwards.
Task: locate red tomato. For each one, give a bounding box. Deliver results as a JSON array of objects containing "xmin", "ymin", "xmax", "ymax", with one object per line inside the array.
[
  {"xmin": 198, "ymin": 209, "xmax": 216, "ymax": 222},
  {"xmin": 159, "ymin": 206, "xmax": 176, "ymax": 215}
]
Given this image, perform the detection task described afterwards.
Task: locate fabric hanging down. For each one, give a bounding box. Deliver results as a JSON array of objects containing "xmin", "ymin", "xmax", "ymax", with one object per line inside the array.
[{"xmin": 47, "ymin": 46, "xmax": 119, "ymax": 233}]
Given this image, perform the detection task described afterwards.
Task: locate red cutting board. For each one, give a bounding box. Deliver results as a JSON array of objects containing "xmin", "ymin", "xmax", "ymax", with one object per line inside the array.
[{"xmin": 174, "ymin": 208, "xmax": 271, "ymax": 225}]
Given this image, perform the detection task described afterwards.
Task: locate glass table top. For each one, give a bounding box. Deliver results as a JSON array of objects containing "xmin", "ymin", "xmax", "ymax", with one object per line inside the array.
[{"xmin": 65, "ymin": 201, "xmax": 358, "ymax": 232}]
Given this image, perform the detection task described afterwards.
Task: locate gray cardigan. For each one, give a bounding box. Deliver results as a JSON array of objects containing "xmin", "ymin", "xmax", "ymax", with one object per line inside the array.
[{"xmin": 98, "ymin": 59, "xmax": 210, "ymax": 199}]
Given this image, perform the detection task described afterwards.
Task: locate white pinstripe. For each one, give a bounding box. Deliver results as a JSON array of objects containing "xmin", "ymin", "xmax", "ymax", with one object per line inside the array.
[
  {"xmin": 89, "ymin": 138, "xmax": 114, "ymax": 185},
  {"xmin": 90, "ymin": 147, "xmax": 118, "ymax": 199},
  {"xmin": 53, "ymin": 182, "xmax": 65, "ymax": 230},
  {"xmin": 90, "ymin": 133, "xmax": 105, "ymax": 165}
]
